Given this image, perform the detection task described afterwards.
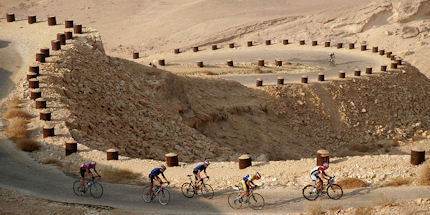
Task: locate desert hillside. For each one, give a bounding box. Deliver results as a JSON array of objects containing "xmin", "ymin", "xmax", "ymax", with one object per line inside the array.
[
  {"xmin": 2, "ymin": 0, "xmax": 429, "ymax": 78},
  {"xmin": 29, "ymin": 33, "xmax": 429, "ymax": 162}
]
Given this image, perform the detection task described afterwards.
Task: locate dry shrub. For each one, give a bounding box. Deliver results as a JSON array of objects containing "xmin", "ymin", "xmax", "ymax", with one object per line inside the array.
[
  {"xmin": 337, "ymin": 178, "xmax": 367, "ymax": 189},
  {"xmin": 354, "ymin": 207, "xmax": 372, "ymax": 215},
  {"xmin": 5, "ymin": 118, "xmax": 29, "ymax": 138},
  {"xmin": 41, "ymin": 158, "xmax": 63, "ymax": 167},
  {"xmin": 6, "ymin": 97, "xmax": 22, "ymax": 109},
  {"xmin": 399, "ymin": 206, "xmax": 417, "ymax": 215},
  {"xmin": 252, "ymin": 66, "xmax": 263, "ymax": 74},
  {"xmin": 15, "ymin": 138, "xmax": 40, "ymax": 152},
  {"xmin": 349, "ymin": 143, "xmax": 369, "ymax": 153},
  {"xmin": 418, "ymin": 160, "xmax": 430, "ymax": 185},
  {"xmin": 3, "ymin": 108, "xmax": 32, "ymax": 119},
  {"xmin": 100, "ymin": 167, "xmax": 141, "ymax": 184},
  {"xmin": 306, "ymin": 204, "xmax": 324, "ymax": 215},
  {"xmin": 382, "ymin": 177, "xmax": 413, "ymax": 187},
  {"xmin": 329, "ymin": 206, "xmax": 342, "ymax": 213}
]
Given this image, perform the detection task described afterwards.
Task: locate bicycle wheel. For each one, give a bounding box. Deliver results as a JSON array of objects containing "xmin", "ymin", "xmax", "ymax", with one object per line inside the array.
[
  {"xmin": 90, "ymin": 182, "xmax": 104, "ymax": 198},
  {"xmin": 201, "ymin": 184, "xmax": 214, "ymax": 199},
  {"xmin": 181, "ymin": 183, "xmax": 195, "ymax": 198},
  {"xmin": 248, "ymin": 193, "xmax": 265, "ymax": 210},
  {"xmin": 302, "ymin": 185, "xmax": 319, "ymax": 201},
  {"xmin": 142, "ymin": 186, "xmax": 153, "ymax": 203},
  {"xmin": 327, "ymin": 184, "xmax": 343, "ymax": 200},
  {"xmin": 158, "ymin": 188, "xmax": 170, "ymax": 205},
  {"xmin": 227, "ymin": 192, "xmax": 243, "ymax": 209},
  {"xmin": 72, "ymin": 180, "xmax": 84, "ymax": 196}
]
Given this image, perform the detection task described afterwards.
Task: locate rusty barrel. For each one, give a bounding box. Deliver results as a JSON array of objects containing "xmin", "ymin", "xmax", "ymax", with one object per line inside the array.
[
  {"xmin": 325, "ymin": 41, "xmax": 330, "ymax": 47},
  {"xmin": 275, "ymin": 59, "xmax": 282, "ymax": 67},
  {"xmin": 229, "ymin": 43, "xmax": 235, "ymax": 48},
  {"xmin": 165, "ymin": 153, "xmax": 178, "ymax": 167},
  {"xmin": 174, "ymin": 48, "xmax": 180, "ymax": 54},
  {"xmin": 247, "ymin": 41, "xmax": 253, "ymax": 47},
  {"xmin": 57, "ymin": 33, "xmax": 66, "ymax": 45},
  {"xmin": 386, "ymin": 51, "xmax": 392, "ymax": 58},
  {"xmin": 27, "ymin": 72, "xmax": 37, "ymax": 81},
  {"xmin": 411, "ymin": 148, "xmax": 425, "ymax": 165},
  {"xmin": 48, "ymin": 16, "xmax": 56, "ymax": 26},
  {"xmin": 158, "ymin": 59, "xmax": 165, "ymax": 66},
  {"xmin": 277, "ymin": 77, "xmax": 284, "ymax": 85},
  {"xmin": 107, "ymin": 149, "xmax": 119, "ymax": 160},
  {"xmin": 30, "ymin": 89, "xmax": 41, "ymax": 100},
  {"xmin": 36, "ymin": 53, "xmax": 45, "ymax": 63},
  {"xmin": 312, "ymin": 41, "xmax": 317, "ymax": 46},
  {"xmin": 39, "ymin": 110, "xmax": 51, "ymax": 121},
  {"xmin": 354, "ymin": 69, "xmax": 361, "ymax": 76},
  {"xmin": 337, "ymin": 43, "xmax": 343, "ymax": 49},
  {"xmin": 379, "ymin": 49, "xmax": 385, "ymax": 56},
  {"xmin": 300, "ymin": 40, "xmax": 305, "ymax": 45},
  {"xmin": 256, "ymin": 78, "xmax": 263, "ymax": 87},
  {"xmin": 74, "ymin": 24, "xmax": 82, "ymax": 34},
  {"xmin": 6, "ymin": 13, "xmax": 15, "ymax": 22},
  {"xmin": 29, "ymin": 78, "xmax": 39, "ymax": 89},
  {"xmin": 258, "ymin": 59, "xmax": 264, "ymax": 67},
  {"xmin": 391, "ymin": 62, "xmax": 398, "ymax": 69},
  {"xmin": 239, "ymin": 154, "xmax": 252, "ymax": 169},
  {"xmin": 196, "ymin": 61, "xmax": 203, "ymax": 67},
  {"xmin": 193, "ymin": 46, "xmax": 199, "ymax": 52},
  {"xmin": 266, "ymin": 40, "xmax": 271, "ymax": 45},
  {"xmin": 227, "ymin": 60, "xmax": 234, "ymax": 67},
  {"xmin": 65, "ymin": 31, "xmax": 73, "ymax": 40},
  {"xmin": 349, "ymin": 43, "xmax": 355, "ymax": 49},
  {"xmin": 42, "ymin": 125, "xmax": 54, "ymax": 138},
  {"xmin": 381, "ymin": 65, "xmax": 387, "ymax": 72},
  {"xmin": 65, "ymin": 140, "xmax": 77, "ymax": 156},
  {"xmin": 316, "ymin": 149, "xmax": 330, "ymax": 166},
  {"xmin": 361, "ymin": 44, "xmax": 367, "ymax": 51},
  {"xmin": 65, "ymin": 19, "xmax": 73, "ymax": 28},
  {"xmin": 366, "ymin": 67, "xmax": 372, "ymax": 74},
  {"xmin": 372, "ymin": 46, "xmax": 378, "ymax": 53},
  {"xmin": 40, "ymin": 48, "xmax": 50, "ymax": 57},
  {"xmin": 212, "ymin": 44, "xmax": 217, "ymax": 50},
  {"xmin": 318, "ymin": 73, "xmax": 325, "ymax": 81},
  {"xmin": 28, "ymin": 16, "xmax": 36, "ymax": 24},
  {"xmin": 301, "ymin": 76, "xmax": 308, "ymax": 83},
  {"xmin": 35, "ymin": 98, "xmax": 46, "ymax": 109},
  {"xmin": 132, "ymin": 52, "xmax": 139, "ymax": 59},
  {"xmin": 396, "ymin": 58, "xmax": 402, "ymax": 65},
  {"xmin": 283, "ymin": 39, "xmax": 289, "ymax": 45},
  {"xmin": 51, "ymin": 40, "xmax": 60, "ymax": 51},
  {"xmin": 29, "ymin": 65, "xmax": 39, "ymax": 75},
  {"xmin": 339, "ymin": 71, "xmax": 345, "ymax": 78}
]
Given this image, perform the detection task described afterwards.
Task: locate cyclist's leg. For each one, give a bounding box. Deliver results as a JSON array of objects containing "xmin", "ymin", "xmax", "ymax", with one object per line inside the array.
[
  {"xmin": 240, "ymin": 180, "xmax": 249, "ymax": 198},
  {"xmin": 148, "ymin": 175, "xmax": 154, "ymax": 195},
  {"xmin": 195, "ymin": 171, "xmax": 201, "ymax": 186},
  {"xmin": 80, "ymin": 168, "xmax": 86, "ymax": 190},
  {"xmin": 315, "ymin": 176, "xmax": 323, "ymax": 191}
]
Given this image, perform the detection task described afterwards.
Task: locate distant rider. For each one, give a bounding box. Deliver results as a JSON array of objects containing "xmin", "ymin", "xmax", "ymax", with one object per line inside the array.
[
  {"xmin": 147, "ymin": 165, "xmax": 170, "ymax": 197},
  {"xmin": 310, "ymin": 162, "xmax": 331, "ymax": 193},
  {"xmin": 329, "ymin": 52, "xmax": 335, "ymax": 63},
  {"xmin": 79, "ymin": 161, "xmax": 100, "ymax": 193},
  {"xmin": 238, "ymin": 172, "xmax": 261, "ymax": 202},
  {"xmin": 193, "ymin": 160, "xmax": 210, "ymax": 189}
]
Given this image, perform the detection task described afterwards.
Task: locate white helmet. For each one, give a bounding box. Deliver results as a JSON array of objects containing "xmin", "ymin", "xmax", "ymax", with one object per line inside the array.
[
  {"xmin": 256, "ymin": 172, "xmax": 261, "ymax": 179},
  {"xmin": 90, "ymin": 161, "xmax": 96, "ymax": 166},
  {"xmin": 322, "ymin": 162, "xmax": 329, "ymax": 169},
  {"xmin": 204, "ymin": 160, "xmax": 210, "ymax": 166}
]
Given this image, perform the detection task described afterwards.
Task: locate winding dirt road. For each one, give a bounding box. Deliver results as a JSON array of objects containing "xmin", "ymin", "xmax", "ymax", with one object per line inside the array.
[{"xmin": 1, "ymin": 19, "xmax": 429, "ymax": 215}]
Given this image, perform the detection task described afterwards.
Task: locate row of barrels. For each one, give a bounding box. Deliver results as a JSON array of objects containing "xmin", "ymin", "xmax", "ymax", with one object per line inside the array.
[{"xmin": 5, "ymin": 13, "xmax": 83, "ymax": 33}]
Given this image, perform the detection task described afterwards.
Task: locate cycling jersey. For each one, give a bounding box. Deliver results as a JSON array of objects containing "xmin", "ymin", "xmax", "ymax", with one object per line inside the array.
[
  {"xmin": 80, "ymin": 163, "xmax": 93, "ymax": 178},
  {"xmin": 193, "ymin": 164, "xmax": 207, "ymax": 174},
  {"xmin": 310, "ymin": 166, "xmax": 327, "ymax": 176},
  {"xmin": 149, "ymin": 168, "xmax": 165, "ymax": 178},
  {"xmin": 243, "ymin": 174, "xmax": 257, "ymax": 182}
]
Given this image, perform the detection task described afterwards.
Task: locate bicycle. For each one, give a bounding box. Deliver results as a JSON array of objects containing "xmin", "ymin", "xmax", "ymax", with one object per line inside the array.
[
  {"xmin": 181, "ymin": 175, "xmax": 214, "ymax": 199},
  {"xmin": 142, "ymin": 182, "xmax": 171, "ymax": 205},
  {"xmin": 228, "ymin": 186, "xmax": 264, "ymax": 210},
  {"xmin": 302, "ymin": 176, "xmax": 343, "ymax": 201},
  {"xmin": 73, "ymin": 176, "xmax": 103, "ymax": 198}
]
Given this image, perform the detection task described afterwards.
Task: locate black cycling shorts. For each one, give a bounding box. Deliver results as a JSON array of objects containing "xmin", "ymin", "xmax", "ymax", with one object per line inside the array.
[{"xmin": 80, "ymin": 168, "xmax": 90, "ymax": 178}]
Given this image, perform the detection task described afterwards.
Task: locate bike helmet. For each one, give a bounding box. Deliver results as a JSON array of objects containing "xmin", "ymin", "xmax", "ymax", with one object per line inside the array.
[
  {"xmin": 161, "ymin": 165, "xmax": 167, "ymax": 170},
  {"xmin": 90, "ymin": 161, "xmax": 96, "ymax": 166},
  {"xmin": 322, "ymin": 162, "xmax": 329, "ymax": 169},
  {"xmin": 255, "ymin": 172, "xmax": 261, "ymax": 179},
  {"xmin": 204, "ymin": 160, "xmax": 210, "ymax": 166}
]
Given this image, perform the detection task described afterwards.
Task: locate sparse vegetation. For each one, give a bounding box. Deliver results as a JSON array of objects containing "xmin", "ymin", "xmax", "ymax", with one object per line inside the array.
[
  {"xmin": 382, "ymin": 177, "xmax": 413, "ymax": 187},
  {"xmin": 5, "ymin": 117, "xmax": 29, "ymax": 138},
  {"xmin": 306, "ymin": 204, "xmax": 324, "ymax": 215},
  {"xmin": 41, "ymin": 158, "xmax": 62, "ymax": 167},
  {"xmin": 15, "ymin": 138, "xmax": 40, "ymax": 152},
  {"xmin": 349, "ymin": 143, "xmax": 370, "ymax": 153},
  {"xmin": 6, "ymin": 97, "xmax": 22, "ymax": 109},
  {"xmin": 337, "ymin": 178, "xmax": 367, "ymax": 189},
  {"xmin": 201, "ymin": 71, "xmax": 216, "ymax": 75},
  {"xmin": 418, "ymin": 160, "xmax": 430, "ymax": 185},
  {"xmin": 354, "ymin": 207, "xmax": 372, "ymax": 215},
  {"xmin": 99, "ymin": 167, "xmax": 142, "ymax": 184},
  {"xmin": 3, "ymin": 108, "xmax": 32, "ymax": 119}
]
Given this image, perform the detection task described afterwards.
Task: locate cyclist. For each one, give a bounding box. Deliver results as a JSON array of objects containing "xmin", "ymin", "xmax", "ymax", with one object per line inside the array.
[
  {"xmin": 310, "ymin": 162, "xmax": 331, "ymax": 193},
  {"xmin": 148, "ymin": 165, "xmax": 170, "ymax": 197},
  {"xmin": 193, "ymin": 160, "xmax": 210, "ymax": 189},
  {"xmin": 329, "ymin": 52, "xmax": 335, "ymax": 63},
  {"xmin": 238, "ymin": 172, "xmax": 261, "ymax": 202},
  {"xmin": 79, "ymin": 161, "xmax": 100, "ymax": 193}
]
